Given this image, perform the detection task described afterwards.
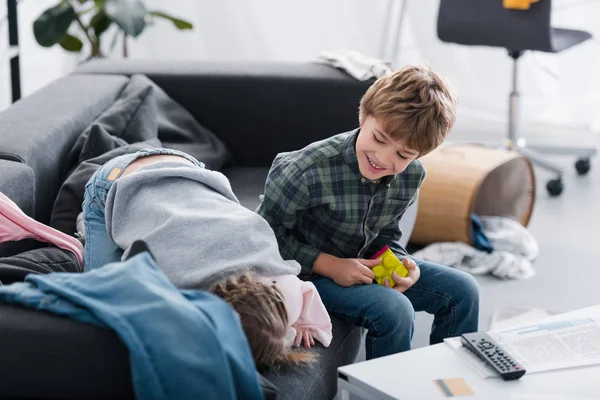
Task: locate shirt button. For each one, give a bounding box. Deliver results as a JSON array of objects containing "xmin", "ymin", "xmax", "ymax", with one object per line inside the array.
[{"xmin": 361, "ymin": 178, "xmax": 366, "ymax": 183}]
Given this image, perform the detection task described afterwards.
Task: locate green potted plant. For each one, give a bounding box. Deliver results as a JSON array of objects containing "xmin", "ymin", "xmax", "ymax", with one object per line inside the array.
[{"xmin": 33, "ymin": 0, "xmax": 193, "ymax": 58}]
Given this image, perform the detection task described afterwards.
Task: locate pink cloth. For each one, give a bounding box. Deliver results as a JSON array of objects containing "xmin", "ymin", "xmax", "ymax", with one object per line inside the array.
[
  {"xmin": 256, "ymin": 274, "xmax": 333, "ymax": 347},
  {"xmin": 0, "ymin": 192, "xmax": 84, "ymax": 270}
]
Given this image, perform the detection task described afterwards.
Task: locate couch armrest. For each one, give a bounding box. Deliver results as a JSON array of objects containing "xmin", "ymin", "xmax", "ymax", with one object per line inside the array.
[
  {"xmin": 0, "ymin": 159, "xmax": 35, "ymax": 218},
  {"xmin": 0, "ymin": 74, "xmax": 129, "ymax": 224},
  {"xmin": 75, "ymin": 60, "xmax": 373, "ymax": 167},
  {"xmin": 0, "ymin": 160, "xmax": 36, "ymax": 257}
]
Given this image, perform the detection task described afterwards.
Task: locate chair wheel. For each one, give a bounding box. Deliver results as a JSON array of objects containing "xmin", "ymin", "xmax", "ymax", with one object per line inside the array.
[
  {"xmin": 546, "ymin": 178, "xmax": 563, "ymax": 197},
  {"xmin": 575, "ymin": 158, "xmax": 591, "ymax": 175}
]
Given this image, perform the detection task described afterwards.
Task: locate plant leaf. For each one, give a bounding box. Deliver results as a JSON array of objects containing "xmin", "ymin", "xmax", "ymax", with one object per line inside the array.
[
  {"xmin": 90, "ymin": 8, "xmax": 112, "ymax": 37},
  {"xmin": 33, "ymin": 2, "xmax": 77, "ymax": 47},
  {"xmin": 59, "ymin": 33, "xmax": 83, "ymax": 52},
  {"xmin": 148, "ymin": 11, "xmax": 193, "ymax": 30},
  {"xmin": 104, "ymin": 0, "xmax": 146, "ymax": 37}
]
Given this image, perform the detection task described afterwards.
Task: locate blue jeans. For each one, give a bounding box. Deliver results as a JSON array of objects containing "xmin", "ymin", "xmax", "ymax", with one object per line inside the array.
[
  {"xmin": 82, "ymin": 148, "xmax": 204, "ymax": 271},
  {"xmin": 312, "ymin": 259, "xmax": 479, "ymax": 360}
]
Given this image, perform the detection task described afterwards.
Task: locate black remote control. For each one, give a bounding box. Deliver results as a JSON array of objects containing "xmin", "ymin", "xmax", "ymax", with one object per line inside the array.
[{"xmin": 461, "ymin": 332, "xmax": 526, "ymax": 380}]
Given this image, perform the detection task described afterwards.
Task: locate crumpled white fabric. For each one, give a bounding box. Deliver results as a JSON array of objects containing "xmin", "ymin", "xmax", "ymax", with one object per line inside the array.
[
  {"xmin": 479, "ymin": 216, "xmax": 539, "ymax": 261},
  {"xmin": 413, "ymin": 216, "xmax": 538, "ymax": 280},
  {"xmin": 315, "ymin": 49, "xmax": 393, "ymax": 81}
]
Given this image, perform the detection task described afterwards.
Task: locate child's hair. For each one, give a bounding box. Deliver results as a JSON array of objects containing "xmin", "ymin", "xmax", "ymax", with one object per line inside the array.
[
  {"xmin": 359, "ymin": 64, "xmax": 458, "ymax": 156},
  {"xmin": 211, "ymin": 273, "xmax": 316, "ymax": 369}
]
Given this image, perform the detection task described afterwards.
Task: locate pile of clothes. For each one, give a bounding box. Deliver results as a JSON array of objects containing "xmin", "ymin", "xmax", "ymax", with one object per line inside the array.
[{"xmin": 413, "ymin": 215, "xmax": 539, "ymax": 280}]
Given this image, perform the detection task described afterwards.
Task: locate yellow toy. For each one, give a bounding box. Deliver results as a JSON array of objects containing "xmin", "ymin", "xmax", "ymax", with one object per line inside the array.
[{"xmin": 370, "ymin": 246, "xmax": 409, "ymax": 286}]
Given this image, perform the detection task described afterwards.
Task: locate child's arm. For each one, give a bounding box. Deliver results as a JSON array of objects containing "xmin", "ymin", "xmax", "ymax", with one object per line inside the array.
[
  {"xmin": 292, "ymin": 278, "xmax": 333, "ymax": 347},
  {"xmin": 257, "ymin": 275, "xmax": 333, "ymax": 347},
  {"xmin": 257, "ymin": 155, "xmax": 321, "ymax": 275}
]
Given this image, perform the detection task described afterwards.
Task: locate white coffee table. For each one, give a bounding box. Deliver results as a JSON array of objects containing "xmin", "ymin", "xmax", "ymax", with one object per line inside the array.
[{"xmin": 338, "ymin": 306, "xmax": 600, "ymax": 399}]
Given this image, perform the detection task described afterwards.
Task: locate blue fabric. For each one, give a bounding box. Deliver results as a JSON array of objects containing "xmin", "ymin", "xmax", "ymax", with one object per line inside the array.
[
  {"xmin": 0, "ymin": 252, "xmax": 263, "ymax": 400},
  {"xmin": 471, "ymin": 214, "xmax": 494, "ymax": 253}
]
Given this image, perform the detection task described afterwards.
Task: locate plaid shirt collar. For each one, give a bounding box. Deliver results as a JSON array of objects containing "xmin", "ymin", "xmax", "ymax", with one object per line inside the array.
[{"xmin": 342, "ymin": 128, "xmax": 397, "ymax": 186}]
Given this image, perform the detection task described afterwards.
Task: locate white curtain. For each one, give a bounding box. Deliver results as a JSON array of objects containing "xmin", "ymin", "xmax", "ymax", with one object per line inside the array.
[{"xmin": 1, "ymin": 0, "xmax": 598, "ymax": 134}]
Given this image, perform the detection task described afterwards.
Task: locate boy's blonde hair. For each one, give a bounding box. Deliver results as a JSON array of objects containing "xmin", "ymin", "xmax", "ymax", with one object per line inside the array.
[
  {"xmin": 359, "ymin": 65, "xmax": 457, "ymax": 156},
  {"xmin": 212, "ymin": 274, "xmax": 316, "ymax": 370}
]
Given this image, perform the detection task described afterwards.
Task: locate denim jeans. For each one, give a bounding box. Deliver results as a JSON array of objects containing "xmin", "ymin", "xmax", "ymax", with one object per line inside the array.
[
  {"xmin": 312, "ymin": 259, "xmax": 479, "ymax": 360},
  {"xmin": 82, "ymin": 148, "xmax": 204, "ymax": 271}
]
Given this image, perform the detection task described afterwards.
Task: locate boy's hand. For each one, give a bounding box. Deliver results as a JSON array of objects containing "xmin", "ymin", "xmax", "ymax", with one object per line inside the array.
[
  {"xmin": 313, "ymin": 253, "xmax": 379, "ymax": 287},
  {"xmin": 383, "ymin": 257, "xmax": 420, "ymax": 293}
]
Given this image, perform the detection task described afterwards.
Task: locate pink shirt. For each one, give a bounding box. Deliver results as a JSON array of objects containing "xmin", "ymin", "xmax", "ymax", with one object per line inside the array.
[
  {"xmin": 0, "ymin": 192, "xmax": 84, "ymax": 270},
  {"xmin": 256, "ymin": 274, "xmax": 332, "ymax": 347}
]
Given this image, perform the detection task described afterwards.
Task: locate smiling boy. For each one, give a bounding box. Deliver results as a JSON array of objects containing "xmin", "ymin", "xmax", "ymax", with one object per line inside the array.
[{"xmin": 257, "ymin": 65, "xmax": 479, "ymax": 359}]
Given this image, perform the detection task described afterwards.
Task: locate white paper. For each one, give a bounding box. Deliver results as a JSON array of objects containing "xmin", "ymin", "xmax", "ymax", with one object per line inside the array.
[
  {"xmin": 489, "ymin": 306, "xmax": 562, "ymax": 331},
  {"xmin": 489, "ymin": 315, "xmax": 600, "ymax": 374},
  {"xmin": 447, "ymin": 305, "xmax": 600, "ymax": 378}
]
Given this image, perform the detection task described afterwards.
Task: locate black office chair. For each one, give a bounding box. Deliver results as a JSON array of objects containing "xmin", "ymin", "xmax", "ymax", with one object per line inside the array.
[{"xmin": 437, "ymin": 0, "xmax": 595, "ymax": 196}]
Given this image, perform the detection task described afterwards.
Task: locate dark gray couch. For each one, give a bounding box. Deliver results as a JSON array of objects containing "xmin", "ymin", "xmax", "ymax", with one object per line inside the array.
[{"xmin": 0, "ymin": 60, "xmax": 417, "ymax": 400}]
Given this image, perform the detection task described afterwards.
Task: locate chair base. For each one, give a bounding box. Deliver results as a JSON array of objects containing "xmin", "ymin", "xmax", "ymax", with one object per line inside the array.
[
  {"xmin": 509, "ymin": 139, "xmax": 596, "ymax": 197},
  {"xmin": 503, "ymin": 51, "xmax": 596, "ymax": 197}
]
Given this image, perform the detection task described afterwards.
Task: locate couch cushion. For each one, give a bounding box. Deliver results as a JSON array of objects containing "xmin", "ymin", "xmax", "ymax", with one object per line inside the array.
[
  {"xmin": 152, "ymin": 79, "xmax": 232, "ymax": 171},
  {"xmin": 61, "ymin": 75, "xmax": 158, "ymax": 182},
  {"xmin": 0, "ymin": 74, "xmax": 130, "ymax": 224},
  {"xmin": 262, "ymin": 317, "xmax": 361, "ymax": 400},
  {"xmin": 223, "ymin": 167, "xmax": 269, "ymax": 211}
]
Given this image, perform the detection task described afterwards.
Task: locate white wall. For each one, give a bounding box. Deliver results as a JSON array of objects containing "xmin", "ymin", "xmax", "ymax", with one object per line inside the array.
[
  {"xmin": 1, "ymin": 0, "xmax": 599, "ymax": 133},
  {"xmin": 0, "ymin": 0, "xmax": 80, "ymax": 111},
  {"xmin": 391, "ymin": 0, "xmax": 600, "ymax": 133}
]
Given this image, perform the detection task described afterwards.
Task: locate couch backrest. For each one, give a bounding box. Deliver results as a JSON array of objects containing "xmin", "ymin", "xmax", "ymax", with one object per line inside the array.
[
  {"xmin": 0, "ymin": 74, "xmax": 129, "ymax": 224},
  {"xmin": 75, "ymin": 60, "xmax": 373, "ymax": 167},
  {"xmin": 0, "ymin": 60, "xmax": 374, "ymax": 226}
]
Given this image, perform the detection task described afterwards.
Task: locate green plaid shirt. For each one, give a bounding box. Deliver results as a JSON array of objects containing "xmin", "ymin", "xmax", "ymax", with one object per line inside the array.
[{"xmin": 257, "ymin": 129, "xmax": 426, "ymax": 277}]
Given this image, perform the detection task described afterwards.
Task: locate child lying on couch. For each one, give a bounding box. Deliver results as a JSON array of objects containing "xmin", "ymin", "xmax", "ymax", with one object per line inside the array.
[{"xmin": 0, "ymin": 147, "xmax": 333, "ymax": 368}]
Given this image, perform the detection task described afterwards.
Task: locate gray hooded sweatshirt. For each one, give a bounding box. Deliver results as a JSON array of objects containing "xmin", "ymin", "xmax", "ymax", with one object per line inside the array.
[{"xmin": 104, "ymin": 161, "xmax": 301, "ymax": 290}]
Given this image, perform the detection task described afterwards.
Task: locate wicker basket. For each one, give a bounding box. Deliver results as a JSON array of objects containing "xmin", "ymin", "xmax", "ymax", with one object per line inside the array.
[{"xmin": 410, "ymin": 144, "xmax": 536, "ymax": 245}]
